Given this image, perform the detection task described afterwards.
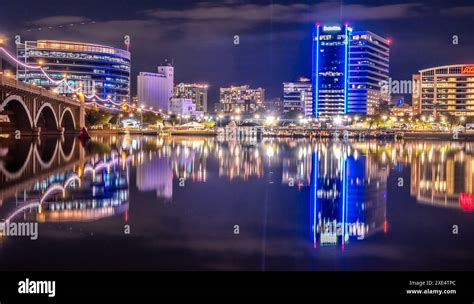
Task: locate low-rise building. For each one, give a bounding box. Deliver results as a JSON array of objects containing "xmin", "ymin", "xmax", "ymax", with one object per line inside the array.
[{"xmin": 169, "ymin": 97, "xmax": 203, "ymax": 117}]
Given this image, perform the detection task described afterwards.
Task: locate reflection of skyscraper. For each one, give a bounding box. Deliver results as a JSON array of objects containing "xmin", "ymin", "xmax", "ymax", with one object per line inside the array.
[
  {"xmin": 136, "ymin": 156, "xmax": 173, "ymax": 201},
  {"xmin": 309, "ymin": 143, "xmax": 388, "ymax": 247}
]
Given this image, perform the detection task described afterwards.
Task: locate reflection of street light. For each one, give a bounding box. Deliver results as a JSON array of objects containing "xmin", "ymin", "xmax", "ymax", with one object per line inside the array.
[
  {"xmin": 333, "ymin": 116, "xmax": 342, "ymax": 132},
  {"xmin": 138, "ymin": 108, "xmax": 143, "ymax": 129}
]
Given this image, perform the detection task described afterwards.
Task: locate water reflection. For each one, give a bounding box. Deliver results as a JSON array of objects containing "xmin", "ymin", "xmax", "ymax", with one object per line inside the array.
[
  {"xmin": 0, "ymin": 135, "xmax": 473, "ymax": 270},
  {"xmin": 310, "ymin": 142, "xmax": 388, "ymax": 248},
  {"xmin": 0, "ymin": 136, "xmax": 130, "ymax": 226}
]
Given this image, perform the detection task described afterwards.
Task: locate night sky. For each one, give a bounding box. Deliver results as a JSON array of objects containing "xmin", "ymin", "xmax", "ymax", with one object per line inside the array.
[{"xmin": 1, "ymin": 0, "xmax": 473, "ymax": 106}]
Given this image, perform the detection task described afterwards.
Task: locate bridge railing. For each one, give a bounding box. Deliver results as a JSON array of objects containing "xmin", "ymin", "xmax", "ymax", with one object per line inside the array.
[{"xmin": 0, "ymin": 74, "xmax": 82, "ymax": 106}]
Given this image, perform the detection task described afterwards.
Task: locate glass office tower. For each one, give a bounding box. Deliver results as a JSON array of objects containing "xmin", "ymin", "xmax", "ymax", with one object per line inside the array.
[
  {"xmin": 312, "ymin": 24, "xmax": 352, "ymax": 118},
  {"xmin": 348, "ymin": 32, "xmax": 390, "ymax": 115},
  {"xmin": 312, "ymin": 24, "xmax": 390, "ymax": 118}
]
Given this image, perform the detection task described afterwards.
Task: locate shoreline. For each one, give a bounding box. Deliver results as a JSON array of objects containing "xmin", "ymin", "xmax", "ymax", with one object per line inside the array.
[{"xmin": 1, "ymin": 129, "xmax": 466, "ymax": 141}]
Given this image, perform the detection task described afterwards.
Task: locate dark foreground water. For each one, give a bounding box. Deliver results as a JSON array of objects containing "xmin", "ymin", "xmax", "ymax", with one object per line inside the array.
[{"xmin": 0, "ymin": 135, "xmax": 473, "ymax": 271}]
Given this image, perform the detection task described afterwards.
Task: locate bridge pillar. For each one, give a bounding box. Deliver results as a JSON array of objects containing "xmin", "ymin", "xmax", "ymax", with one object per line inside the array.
[
  {"xmin": 79, "ymin": 94, "xmax": 85, "ymax": 130},
  {"xmin": 32, "ymin": 127, "xmax": 41, "ymax": 137}
]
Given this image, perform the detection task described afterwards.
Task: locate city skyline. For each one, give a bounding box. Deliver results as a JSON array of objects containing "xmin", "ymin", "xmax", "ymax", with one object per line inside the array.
[{"xmin": 1, "ymin": 0, "xmax": 473, "ymax": 105}]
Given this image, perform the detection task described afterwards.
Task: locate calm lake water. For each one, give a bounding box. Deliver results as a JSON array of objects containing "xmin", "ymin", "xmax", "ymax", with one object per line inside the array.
[{"xmin": 0, "ymin": 135, "xmax": 473, "ymax": 271}]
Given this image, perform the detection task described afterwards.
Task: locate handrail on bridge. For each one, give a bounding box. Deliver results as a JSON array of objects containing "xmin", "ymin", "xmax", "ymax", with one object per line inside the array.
[{"xmin": 0, "ymin": 74, "xmax": 89, "ymax": 108}]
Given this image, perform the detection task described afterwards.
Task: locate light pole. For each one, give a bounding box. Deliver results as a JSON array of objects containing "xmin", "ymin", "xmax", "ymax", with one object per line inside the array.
[
  {"xmin": 140, "ymin": 105, "xmax": 145, "ymax": 130},
  {"xmin": 118, "ymin": 113, "xmax": 123, "ymax": 128},
  {"xmin": 137, "ymin": 109, "xmax": 143, "ymax": 130}
]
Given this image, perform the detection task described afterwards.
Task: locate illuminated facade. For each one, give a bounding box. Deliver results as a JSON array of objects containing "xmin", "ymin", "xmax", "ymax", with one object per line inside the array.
[
  {"xmin": 216, "ymin": 85, "xmax": 265, "ymax": 114},
  {"xmin": 17, "ymin": 40, "xmax": 131, "ymax": 102},
  {"xmin": 174, "ymin": 83, "xmax": 208, "ymax": 113},
  {"xmin": 412, "ymin": 64, "xmax": 474, "ymax": 116},
  {"xmin": 349, "ymin": 31, "xmax": 390, "ymax": 115},
  {"xmin": 137, "ymin": 65, "xmax": 174, "ymax": 112},
  {"xmin": 312, "ymin": 24, "xmax": 352, "ymax": 117},
  {"xmin": 169, "ymin": 97, "xmax": 203, "ymax": 116},
  {"xmin": 283, "ymin": 78, "xmax": 313, "ymax": 116},
  {"xmin": 312, "ymin": 25, "xmax": 390, "ymax": 117}
]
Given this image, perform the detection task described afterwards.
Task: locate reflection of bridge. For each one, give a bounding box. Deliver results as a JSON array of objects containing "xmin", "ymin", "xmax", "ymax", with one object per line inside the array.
[
  {"xmin": 0, "ymin": 137, "xmax": 85, "ymax": 202},
  {"xmin": 0, "ymin": 74, "xmax": 92, "ymax": 136},
  {"xmin": 0, "ymin": 139, "xmax": 132, "ymax": 224}
]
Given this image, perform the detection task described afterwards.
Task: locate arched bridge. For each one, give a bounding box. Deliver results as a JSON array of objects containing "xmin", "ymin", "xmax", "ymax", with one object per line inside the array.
[{"xmin": 0, "ymin": 74, "xmax": 93, "ymax": 136}]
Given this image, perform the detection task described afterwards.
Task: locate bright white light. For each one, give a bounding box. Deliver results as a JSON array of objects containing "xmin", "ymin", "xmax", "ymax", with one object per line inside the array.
[{"xmin": 333, "ymin": 116, "xmax": 343, "ymax": 125}]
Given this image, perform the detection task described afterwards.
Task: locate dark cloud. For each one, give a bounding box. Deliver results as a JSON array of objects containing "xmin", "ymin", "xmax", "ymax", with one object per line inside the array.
[
  {"xmin": 29, "ymin": 16, "xmax": 91, "ymax": 26},
  {"xmin": 145, "ymin": 2, "xmax": 423, "ymax": 22}
]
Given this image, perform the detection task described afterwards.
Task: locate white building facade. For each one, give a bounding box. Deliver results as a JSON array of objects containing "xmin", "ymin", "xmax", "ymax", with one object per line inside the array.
[
  {"xmin": 137, "ymin": 65, "xmax": 174, "ymax": 112},
  {"xmin": 169, "ymin": 98, "xmax": 204, "ymax": 117}
]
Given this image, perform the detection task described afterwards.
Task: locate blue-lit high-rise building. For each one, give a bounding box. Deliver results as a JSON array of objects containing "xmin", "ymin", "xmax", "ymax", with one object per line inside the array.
[
  {"xmin": 348, "ymin": 32, "xmax": 390, "ymax": 115},
  {"xmin": 312, "ymin": 24, "xmax": 352, "ymax": 118},
  {"xmin": 312, "ymin": 24, "xmax": 390, "ymax": 118}
]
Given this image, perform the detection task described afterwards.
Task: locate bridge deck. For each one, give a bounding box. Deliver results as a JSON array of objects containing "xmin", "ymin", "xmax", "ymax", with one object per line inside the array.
[{"xmin": 0, "ymin": 75, "xmax": 93, "ymax": 109}]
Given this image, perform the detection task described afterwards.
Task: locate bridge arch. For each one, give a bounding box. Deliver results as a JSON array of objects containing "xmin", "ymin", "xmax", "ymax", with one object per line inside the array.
[
  {"xmin": 35, "ymin": 103, "xmax": 59, "ymax": 131},
  {"xmin": 0, "ymin": 95, "xmax": 34, "ymax": 131},
  {"xmin": 60, "ymin": 136, "xmax": 76, "ymax": 162},
  {"xmin": 60, "ymin": 107, "xmax": 76, "ymax": 131},
  {"xmin": 34, "ymin": 137, "xmax": 59, "ymax": 169},
  {"xmin": 0, "ymin": 142, "xmax": 34, "ymax": 180}
]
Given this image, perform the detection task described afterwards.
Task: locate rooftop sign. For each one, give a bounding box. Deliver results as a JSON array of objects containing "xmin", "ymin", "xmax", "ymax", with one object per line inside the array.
[{"xmin": 462, "ymin": 66, "xmax": 474, "ymax": 74}]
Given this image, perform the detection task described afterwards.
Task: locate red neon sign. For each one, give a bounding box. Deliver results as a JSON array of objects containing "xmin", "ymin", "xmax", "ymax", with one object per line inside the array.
[
  {"xmin": 459, "ymin": 193, "xmax": 473, "ymax": 212},
  {"xmin": 462, "ymin": 66, "xmax": 474, "ymax": 74}
]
